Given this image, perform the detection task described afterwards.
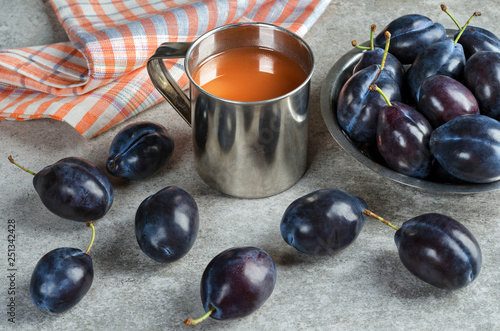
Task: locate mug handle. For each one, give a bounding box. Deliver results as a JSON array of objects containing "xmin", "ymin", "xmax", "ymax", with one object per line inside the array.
[{"xmin": 147, "ymin": 42, "xmax": 193, "ymax": 126}]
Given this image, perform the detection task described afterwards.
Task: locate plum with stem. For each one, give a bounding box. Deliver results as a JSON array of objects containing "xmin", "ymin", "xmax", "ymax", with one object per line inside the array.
[
  {"xmin": 371, "ymin": 84, "xmax": 433, "ymax": 178},
  {"xmin": 337, "ymin": 31, "xmax": 401, "ymax": 144},
  {"xmin": 364, "ymin": 210, "xmax": 482, "ymax": 290},
  {"xmin": 352, "ymin": 24, "xmax": 404, "ymax": 86},
  {"xmin": 9, "ymin": 156, "xmax": 114, "ymax": 222},
  {"xmin": 30, "ymin": 222, "xmax": 96, "ymax": 313},
  {"xmin": 184, "ymin": 247, "xmax": 276, "ymax": 326}
]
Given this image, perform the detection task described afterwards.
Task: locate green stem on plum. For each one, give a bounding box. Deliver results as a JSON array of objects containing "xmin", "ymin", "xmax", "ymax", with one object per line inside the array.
[
  {"xmin": 370, "ymin": 24, "xmax": 376, "ymax": 51},
  {"xmin": 441, "ymin": 4, "xmax": 462, "ymax": 30},
  {"xmin": 369, "ymin": 84, "xmax": 392, "ymax": 106},
  {"xmin": 352, "ymin": 40, "xmax": 371, "ymax": 50},
  {"xmin": 183, "ymin": 306, "xmax": 216, "ymax": 326},
  {"xmin": 380, "ymin": 31, "xmax": 391, "ymax": 71},
  {"xmin": 363, "ymin": 210, "xmax": 400, "ymax": 231},
  {"xmin": 441, "ymin": 4, "xmax": 482, "ymax": 44},
  {"xmin": 85, "ymin": 222, "xmax": 96, "ymax": 255},
  {"xmin": 352, "ymin": 24, "xmax": 377, "ymax": 51},
  {"xmin": 8, "ymin": 155, "xmax": 37, "ymax": 176},
  {"xmin": 454, "ymin": 11, "xmax": 482, "ymax": 44}
]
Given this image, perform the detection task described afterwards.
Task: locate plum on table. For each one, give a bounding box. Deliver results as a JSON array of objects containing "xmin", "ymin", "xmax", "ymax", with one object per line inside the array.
[
  {"xmin": 364, "ymin": 210, "xmax": 481, "ymax": 290},
  {"xmin": 135, "ymin": 186, "xmax": 199, "ymax": 263},
  {"xmin": 30, "ymin": 222, "xmax": 96, "ymax": 313},
  {"xmin": 395, "ymin": 213, "xmax": 481, "ymax": 290},
  {"xmin": 280, "ymin": 189, "xmax": 368, "ymax": 256},
  {"xmin": 9, "ymin": 156, "xmax": 114, "ymax": 222},
  {"xmin": 184, "ymin": 247, "xmax": 276, "ymax": 326},
  {"xmin": 106, "ymin": 121, "xmax": 174, "ymax": 180}
]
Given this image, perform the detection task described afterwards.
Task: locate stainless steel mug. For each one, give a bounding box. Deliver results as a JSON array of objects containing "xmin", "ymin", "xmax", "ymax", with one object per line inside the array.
[{"xmin": 147, "ymin": 22, "xmax": 314, "ymax": 198}]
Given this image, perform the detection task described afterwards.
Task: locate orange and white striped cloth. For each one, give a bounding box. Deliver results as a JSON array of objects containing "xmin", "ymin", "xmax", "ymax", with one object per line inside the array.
[{"xmin": 0, "ymin": 0, "xmax": 330, "ymax": 138}]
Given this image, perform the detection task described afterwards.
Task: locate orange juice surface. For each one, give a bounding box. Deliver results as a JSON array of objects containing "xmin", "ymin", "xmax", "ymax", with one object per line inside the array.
[{"xmin": 191, "ymin": 46, "xmax": 308, "ymax": 102}]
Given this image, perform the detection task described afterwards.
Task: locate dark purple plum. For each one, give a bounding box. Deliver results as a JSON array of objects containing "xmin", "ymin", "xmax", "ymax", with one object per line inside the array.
[
  {"xmin": 455, "ymin": 26, "xmax": 500, "ymax": 59},
  {"xmin": 135, "ymin": 186, "xmax": 199, "ymax": 263},
  {"xmin": 374, "ymin": 14, "xmax": 446, "ymax": 64},
  {"xmin": 280, "ymin": 189, "xmax": 368, "ymax": 256},
  {"xmin": 338, "ymin": 31, "xmax": 402, "ymax": 144},
  {"xmin": 184, "ymin": 247, "xmax": 276, "ymax": 326},
  {"xmin": 107, "ymin": 121, "xmax": 174, "ymax": 180},
  {"xmin": 395, "ymin": 213, "xmax": 481, "ymax": 290},
  {"xmin": 464, "ymin": 51, "xmax": 500, "ymax": 120},
  {"xmin": 30, "ymin": 248, "xmax": 93, "ymax": 313},
  {"xmin": 417, "ymin": 75, "xmax": 479, "ymax": 127},
  {"xmin": 30, "ymin": 223, "xmax": 95, "ymax": 314},
  {"xmin": 407, "ymin": 39, "xmax": 465, "ymax": 101},
  {"xmin": 8, "ymin": 156, "xmax": 114, "ymax": 222},
  {"xmin": 376, "ymin": 100, "xmax": 433, "ymax": 178},
  {"xmin": 430, "ymin": 114, "xmax": 500, "ymax": 183}
]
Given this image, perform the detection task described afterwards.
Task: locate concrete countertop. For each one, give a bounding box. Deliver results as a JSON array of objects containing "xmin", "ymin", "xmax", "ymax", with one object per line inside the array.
[{"xmin": 1, "ymin": 1, "xmax": 499, "ymax": 330}]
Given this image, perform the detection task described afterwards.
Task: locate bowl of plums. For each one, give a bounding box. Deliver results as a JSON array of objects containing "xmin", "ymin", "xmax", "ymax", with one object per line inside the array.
[{"xmin": 321, "ymin": 6, "xmax": 500, "ymax": 193}]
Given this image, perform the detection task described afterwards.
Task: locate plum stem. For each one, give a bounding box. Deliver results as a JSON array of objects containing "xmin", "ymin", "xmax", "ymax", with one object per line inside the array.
[
  {"xmin": 454, "ymin": 11, "xmax": 481, "ymax": 44},
  {"xmin": 363, "ymin": 210, "xmax": 399, "ymax": 231},
  {"xmin": 380, "ymin": 31, "xmax": 391, "ymax": 71},
  {"xmin": 369, "ymin": 84, "xmax": 392, "ymax": 106},
  {"xmin": 352, "ymin": 40, "xmax": 371, "ymax": 50},
  {"xmin": 184, "ymin": 306, "xmax": 216, "ymax": 326},
  {"xmin": 441, "ymin": 4, "xmax": 462, "ymax": 30},
  {"xmin": 8, "ymin": 155, "xmax": 37, "ymax": 176},
  {"xmin": 85, "ymin": 222, "xmax": 96, "ymax": 255},
  {"xmin": 370, "ymin": 24, "xmax": 376, "ymax": 50},
  {"xmin": 352, "ymin": 25, "xmax": 377, "ymax": 51},
  {"xmin": 441, "ymin": 4, "xmax": 482, "ymax": 44}
]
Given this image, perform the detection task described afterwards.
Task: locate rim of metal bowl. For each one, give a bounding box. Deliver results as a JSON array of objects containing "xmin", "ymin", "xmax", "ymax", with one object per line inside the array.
[{"xmin": 320, "ymin": 34, "xmax": 500, "ymax": 194}]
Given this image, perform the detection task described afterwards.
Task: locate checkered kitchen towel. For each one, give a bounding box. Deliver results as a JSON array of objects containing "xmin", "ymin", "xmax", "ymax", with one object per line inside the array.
[{"xmin": 0, "ymin": 0, "xmax": 330, "ymax": 138}]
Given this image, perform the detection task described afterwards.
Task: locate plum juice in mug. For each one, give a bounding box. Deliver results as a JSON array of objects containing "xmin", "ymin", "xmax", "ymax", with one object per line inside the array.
[{"xmin": 191, "ymin": 46, "xmax": 308, "ymax": 102}]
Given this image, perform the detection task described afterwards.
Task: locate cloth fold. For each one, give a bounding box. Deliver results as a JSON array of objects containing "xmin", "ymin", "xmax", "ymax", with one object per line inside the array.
[{"xmin": 0, "ymin": 0, "xmax": 330, "ymax": 138}]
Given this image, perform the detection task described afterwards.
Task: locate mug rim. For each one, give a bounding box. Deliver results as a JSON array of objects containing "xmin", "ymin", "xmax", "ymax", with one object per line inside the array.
[{"xmin": 184, "ymin": 22, "xmax": 315, "ymax": 105}]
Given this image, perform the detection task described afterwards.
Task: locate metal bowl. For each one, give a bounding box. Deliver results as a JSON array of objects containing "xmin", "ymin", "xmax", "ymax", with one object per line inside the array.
[{"xmin": 320, "ymin": 38, "xmax": 500, "ymax": 194}]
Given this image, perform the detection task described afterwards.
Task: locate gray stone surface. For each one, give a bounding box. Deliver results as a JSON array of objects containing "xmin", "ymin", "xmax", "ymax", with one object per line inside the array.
[{"xmin": 1, "ymin": 1, "xmax": 499, "ymax": 330}]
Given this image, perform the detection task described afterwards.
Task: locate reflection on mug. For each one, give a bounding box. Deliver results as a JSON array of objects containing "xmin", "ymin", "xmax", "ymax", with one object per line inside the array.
[
  {"xmin": 217, "ymin": 104, "xmax": 237, "ymax": 153},
  {"xmin": 258, "ymin": 107, "xmax": 281, "ymax": 163},
  {"xmin": 194, "ymin": 95, "xmax": 209, "ymax": 152}
]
